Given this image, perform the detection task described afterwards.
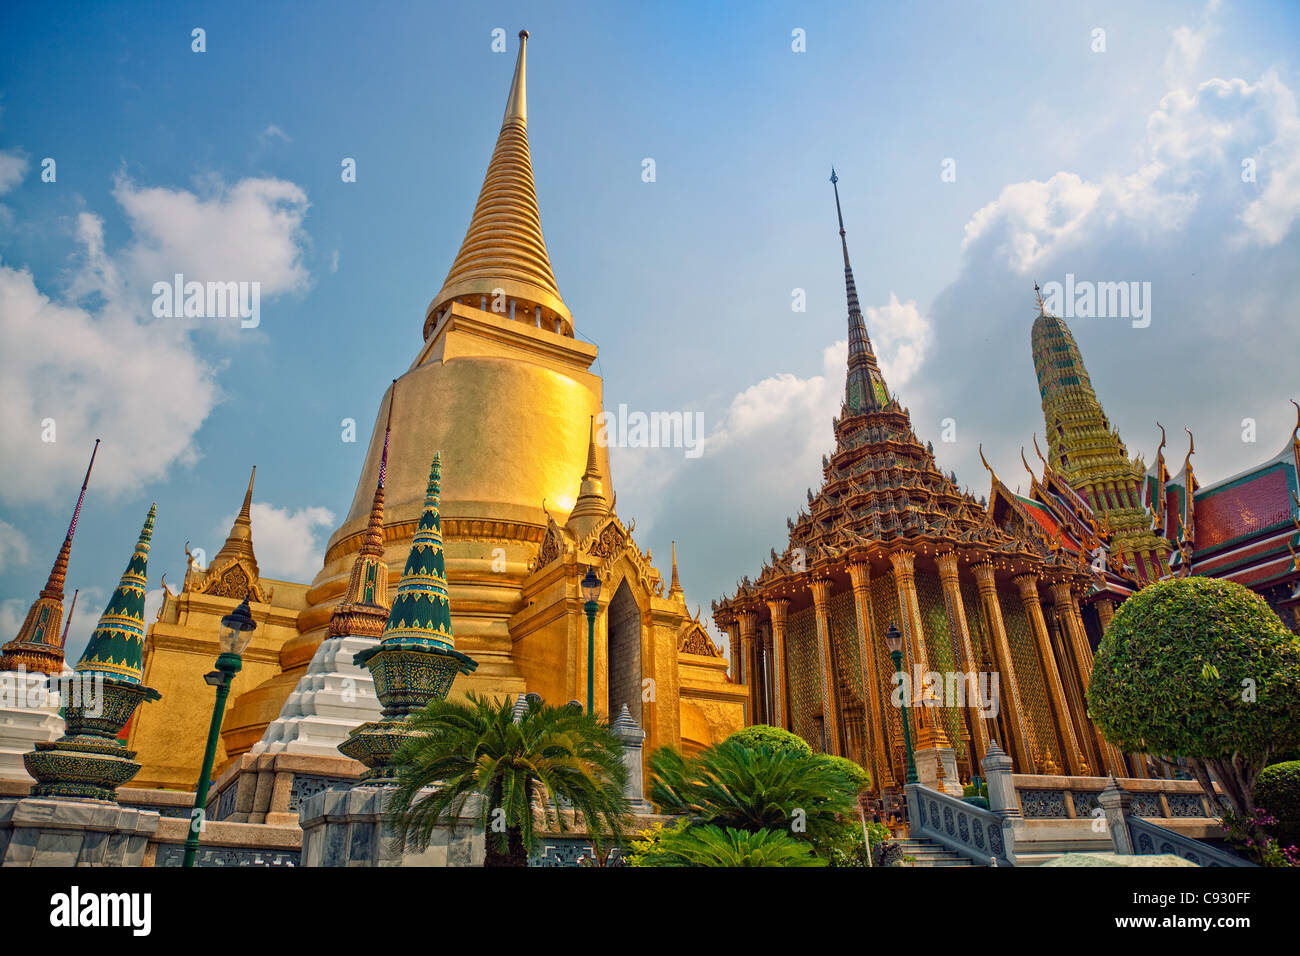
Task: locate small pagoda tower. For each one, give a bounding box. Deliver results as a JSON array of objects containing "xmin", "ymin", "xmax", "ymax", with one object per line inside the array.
[
  {"xmin": 25, "ymin": 505, "xmax": 163, "ymax": 801},
  {"xmin": 254, "ymin": 388, "xmax": 399, "ymax": 757},
  {"xmin": 339, "ymin": 452, "xmax": 477, "ymax": 781}
]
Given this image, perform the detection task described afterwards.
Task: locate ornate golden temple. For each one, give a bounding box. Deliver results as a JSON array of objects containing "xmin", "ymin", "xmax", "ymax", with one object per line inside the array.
[
  {"xmin": 126, "ymin": 31, "xmax": 745, "ymax": 792},
  {"xmin": 711, "ymin": 172, "xmax": 1138, "ymax": 791}
]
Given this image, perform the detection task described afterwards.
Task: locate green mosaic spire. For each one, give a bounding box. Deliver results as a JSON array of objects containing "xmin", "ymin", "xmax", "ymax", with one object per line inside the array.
[
  {"xmin": 380, "ymin": 453, "xmax": 454, "ymax": 652},
  {"xmin": 75, "ymin": 503, "xmax": 155, "ymax": 684}
]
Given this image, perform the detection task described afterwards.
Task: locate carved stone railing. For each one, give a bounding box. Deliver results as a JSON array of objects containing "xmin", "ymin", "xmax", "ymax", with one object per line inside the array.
[
  {"xmin": 906, "ymin": 782, "xmax": 1005, "ymax": 866},
  {"xmin": 1100, "ymin": 778, "xmax": 1255, "ymax": 868}
]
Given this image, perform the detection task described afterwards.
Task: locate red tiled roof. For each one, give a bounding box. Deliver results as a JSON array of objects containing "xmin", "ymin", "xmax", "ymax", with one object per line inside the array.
[{"xmin": 1195, "ymin": 467, "xmax": 1293, "ymax": 552}]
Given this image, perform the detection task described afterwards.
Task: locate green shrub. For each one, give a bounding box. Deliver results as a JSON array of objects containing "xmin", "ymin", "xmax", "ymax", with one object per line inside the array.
[
  {"xmin": 1256, "ymin": 761, "xmax": 1300, "ymax": 847},
  {"xmin": 814, "ymin": 754, "xmax": 871, "ymax": 793},
  {"xmin": 725, "ymin": 724, "xmax": 814, "ymax": 758},
  {"xmin": 1090, "ymin": 576, "xmax": 1300, "ymax": 818},
  {"xmin": 631, "ymin": 822, "xmax": 824, "ymax": 867}
]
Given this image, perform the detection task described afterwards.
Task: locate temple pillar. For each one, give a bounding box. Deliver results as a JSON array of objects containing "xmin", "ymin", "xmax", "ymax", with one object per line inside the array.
[
  {"xmin": 1095, "ymin": 597, "xmax": 1115, "ymax": 633},
  {"xmin": 1014, "ymin": 573, "xmax": 1085, "ymax": 775},
  {"xmin": 847, "ymin": 562, "xmax": 895, "ymax": 791},
  {"xmin": 809, "ymin": 578, "xmax": 842, "ymax": 756},
  {"xmin": 765, "ymin": 598, "xmax": 791, "ymax": 731},
  {"xmin": 972, "ymin": 561, "xmax": 1036, "ymax": 773},
  {"xmin": 726, "ymin": 620, "xmax": 741, "ymax": 684},
  {"xmin": 755, "ymin": 626, "xmax": 770, "ymax": 726},
  {"xmin": 737, "ymin": 610, "xmax": 759, "ymax": 726},
  {"xmin": 1052, "ymin": 582, "xmax": 1125, "ymax": 777},
  {"xmin": 1047, "ymin": 605, "xmax": 1099, "ymax": 775},
  {"xmin": 935, "ymin": 552, "xmax": 989, "ymax": 767},
  {"xmin": 889, "ymin": 553, "xmax": 929, "ymax": 673}
]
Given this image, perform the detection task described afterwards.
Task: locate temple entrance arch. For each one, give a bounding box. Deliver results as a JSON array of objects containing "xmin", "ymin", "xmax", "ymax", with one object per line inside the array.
[{"xmin": 607, "ymin": 580, "xmax": 642, "ymax": 724}]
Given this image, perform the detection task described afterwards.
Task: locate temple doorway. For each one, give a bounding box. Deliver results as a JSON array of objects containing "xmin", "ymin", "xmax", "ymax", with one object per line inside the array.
[{"xmin": 607, "ymin": 581, "xmax": 642, "ymax": 724}]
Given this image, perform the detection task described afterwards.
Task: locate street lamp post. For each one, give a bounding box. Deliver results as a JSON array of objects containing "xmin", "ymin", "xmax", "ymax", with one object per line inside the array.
[
  {"xmin": 580, "ymin": 566, "xmax": 601, "ymax": 715},
  {"xmin": 183, "ymin": 596, "xmax": 257, "ymax": 868},
  {"xmin": 885, "ymin": 621, "xmax": 918, "ymax": 785}
]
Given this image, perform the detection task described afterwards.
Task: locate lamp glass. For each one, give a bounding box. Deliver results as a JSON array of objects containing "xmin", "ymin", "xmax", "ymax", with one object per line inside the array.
[
  {"xmin": 580, "ymin": 566, "xmax": 601, "ymax": 604},
  {"xmin": 885, "ymin": 623, "xmax": 902, "ymax": 655},
  {"xmin": 219, "ymin": 616, "xmax": 256, "ymax": 655}
]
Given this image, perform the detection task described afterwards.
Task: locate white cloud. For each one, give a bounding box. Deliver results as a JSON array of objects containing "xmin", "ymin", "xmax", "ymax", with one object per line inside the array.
[
  {"xmin": 216, "ymin": 502, "xmax": 336, "ymax": 583},
  {"xmin": 0, "ymin": 149, "xmax": 27, "ymax": 194},
  {"xmin": 0, "ymin": 519, "xmax": 31, "ymax": 573},
  {"xmin": 864, "ymin": 294, "xmax": 932, "ymax": 389},
  {"xmin": 0, "ymin": 173, "xmax": 311, "ymax": 506}
]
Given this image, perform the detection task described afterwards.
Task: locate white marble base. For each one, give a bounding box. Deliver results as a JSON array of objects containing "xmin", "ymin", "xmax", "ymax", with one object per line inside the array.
[
  {"xmin": 913, "ymin": 745, "xmax": 964, "ymax": 796},
  {"xmin": 250, "ymin": 634, "xmax": 382, "ymax": 757},
  {"xmin": 0, "ymin": 669, "xmax": 67, "ymax": 783}
]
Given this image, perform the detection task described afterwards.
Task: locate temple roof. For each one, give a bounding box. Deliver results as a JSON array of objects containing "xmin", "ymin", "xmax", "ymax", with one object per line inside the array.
[
  {"xmin": 76, "ymin": 504, "xmax": 155, "ymax": 685},
  {"xmin": 424, "ymin": 30, "xmax": 572, "ymax": 338}
]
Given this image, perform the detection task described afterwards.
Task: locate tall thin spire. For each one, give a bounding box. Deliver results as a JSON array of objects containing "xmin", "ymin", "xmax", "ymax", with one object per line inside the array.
[
  {"xmin": 829, "ymin": 169, "xmax": 888, "ymax": 415},
  {"xmin": 669, "ymin": 541, "xmax": 683, "ymax": 599},
  {"xmin": 425, "ymin": 28, "xmax": 571, "ymax": 338},
  {"xmin": 1, "ymin": 440, "xmax": 100, "ymax": 674},
  {"xmin": 329, "ymin": 383, "xmax": 398, "ymax": 639},
  {"xmin": 567, "ymin": 415, "xmax": 610, "ymax": 539},
  {"xmin": 210, "ymin": 467, "xmax": 259, "ymax": 578}
]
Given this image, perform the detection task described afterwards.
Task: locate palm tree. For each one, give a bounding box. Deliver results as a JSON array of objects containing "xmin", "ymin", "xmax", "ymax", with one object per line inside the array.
[
  {"xmin": 387, "ymin": 693, "xmax": 631, "ymax": 867},
  {"xmin": 649, "ymin": 739, "xmax": 859, "ymax": 856}
]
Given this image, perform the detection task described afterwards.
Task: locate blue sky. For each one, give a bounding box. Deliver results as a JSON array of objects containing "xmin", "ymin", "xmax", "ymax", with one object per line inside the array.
[{"xmin": 2, "ymin": 0, "xmax": 1298, "ymax": 658}]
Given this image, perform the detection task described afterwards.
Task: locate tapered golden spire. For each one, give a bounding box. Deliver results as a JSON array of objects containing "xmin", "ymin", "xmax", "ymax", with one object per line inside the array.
[
  {"xmin": 210, "ymin": 467, "xmax": 259, "ymax": 578},
  {"xmin": 566, "ymin": 415, "xmax": 610, "ymax": 538},
  {"xmin": 669, "ymin": 541, "xmax": 683, "ymax": 599},
  {"xmin": 424, "ymin": 29, "xmax": 572, "ymax": 339}
]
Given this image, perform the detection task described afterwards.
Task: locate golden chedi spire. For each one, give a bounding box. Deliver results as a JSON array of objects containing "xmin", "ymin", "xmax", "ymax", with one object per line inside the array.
[
  {"xmin": 210, "ymin": 466, "xmax": 260, "ymax": 578},
  {"xmin": 424, "ymin": 29, "xmax": 572, "ymax": 340},
  {"xmin": 566, "ymin": 415, "xmax": 610, "ymax": 539},
  {"xmin": 669, "ymin": 540, "xmax": 684, "ymax": 600},
  {"xmin": 1, "ymin": 440, "xmax": 99, "ymax": 674},
  {"xmin": 328, "ymin": 383, "xmax": 397, "ymax": 639}
]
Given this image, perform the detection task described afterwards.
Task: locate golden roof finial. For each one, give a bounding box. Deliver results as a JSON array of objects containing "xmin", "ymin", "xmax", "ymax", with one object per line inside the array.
[
  {"xmin": 1020, "ymin": 446, "xmax": 1036, "ymax": 484},
  {"xmin": 978, "ymin": 443, "xmax": 998, "ymax": 484},
  {"xmin": 425, "ymin": 27, "xmax": 571, "ymax": 338},
  {"xmin": 566, "ymin": 413, "xmax": 610, "ymax": 538},
  {"xmin": 1032, "ymin": 433, "xmax": 1049, "ymax": 470},
  {"xmin": 669, "ymin": 540, "xmax": 683, "ymax": 598},
  {"xmin": 210, "ymin": 466, "xmax": 259, "ymax": 578}
]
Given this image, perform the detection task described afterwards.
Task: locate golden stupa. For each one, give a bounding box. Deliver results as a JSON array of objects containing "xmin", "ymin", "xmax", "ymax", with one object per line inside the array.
[{"xmin": 128, "ymin": 31, "xmax": 745, "ymax": 791}]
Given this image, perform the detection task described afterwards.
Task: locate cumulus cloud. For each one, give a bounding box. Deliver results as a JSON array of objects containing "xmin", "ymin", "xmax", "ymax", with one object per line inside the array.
[
  {"xmin": 218, "ymin": 502, "xmax": 336, "ymax": 583},
  {"xmin": 0, "ymin": 173, "xmax": 311, "ymax": 506},
  {"xmin": 0, "ymin": 519, "xmax": 31, "ymax": 573},
  {"xmin": 0, "ymin": 149, "xmax": 27, "ymax": 194}
]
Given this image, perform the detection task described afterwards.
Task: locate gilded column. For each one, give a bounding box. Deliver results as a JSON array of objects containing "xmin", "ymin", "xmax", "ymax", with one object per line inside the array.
[
  {"xmin": 1095, "ymin": 597, "xmax": 1114, "ymax": 632},
  {"xmin": 1014, "ymin": 573, "xmax": 1085, "ymax": 775},
  {"xmin": 1052, "ymin": 582, "xmax": 1125, "ymax": 777},
  {"xmin": 972, "ymin": 561, "xmax": 1036, "ymax": 773},
  {"xmin": 737, "ymin": 609, "xmax": 759, "ymax": 726},
  {"xmin": 935, "ymin": 552, "xmax": 989, "ymax": 766},
  {"xmin": 1048, "ymin": 605, "xmax": 1099, "ymax": 774},
  {"xmin": 889, "ymin": 552, "xmax": 929, "ymax": 672},
  {"xmin": 847, "ymin": 562, "xmax": 895, "ymax": 791},
  {"xmin": 756, "ymin": 626, "xmax": 771, "ymax": 726},
  {"xmin": 809, "ymin": 578, "xmax": 842, "ymax": 756},
  {"xmin": 726, "ymin": 619, "xmax": 741, "ymax": 684},
  {"xmin": 766, "ymin": 598, "xmax": 791, "ymax": 731}
]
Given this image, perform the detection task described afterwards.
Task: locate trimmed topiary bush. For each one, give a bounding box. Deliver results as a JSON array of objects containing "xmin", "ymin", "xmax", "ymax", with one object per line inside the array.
[
  {"xmin": 1256, "ymin": 761, "xmax": 1300, "ymax": 848},
  {"xmin": 725, "ymin": 724, "xmax": 814, "ymax": 758},
  {"xmin": 1090, "ymin": 576, "xmax": 1300, "ymax": 820},
  {"xmin": 814, "ymin": 754, "xmax": 871, "ymax": 793}
]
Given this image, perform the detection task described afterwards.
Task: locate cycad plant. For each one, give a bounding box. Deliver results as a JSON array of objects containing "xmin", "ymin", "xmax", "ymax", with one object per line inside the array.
[
  {"xmin": 649, "ymin": 739, "xmax": 859, "ymax": 856},
  {"xmin": 387, "ymin": 693, "xmax": 630, "ymax": 867},
  {"xmin": 633, "ymin": 822, "xmax": 824, "ymax": 867}
]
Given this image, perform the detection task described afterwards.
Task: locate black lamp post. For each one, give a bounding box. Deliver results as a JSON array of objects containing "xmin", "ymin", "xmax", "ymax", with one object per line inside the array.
[
  {"xmin": 581, "ymin": 565, "xmax": 601, "ymax": 714},
  {"xmin": 183, "ymin": 596, "xmax": 256, "ymax": 867},
  {"xmin": 885, "ymin": 621, "xmax": 918, "ymax": 786}
]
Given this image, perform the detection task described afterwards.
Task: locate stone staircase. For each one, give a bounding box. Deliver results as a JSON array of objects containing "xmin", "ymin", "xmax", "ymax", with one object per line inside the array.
[{"xmin": 896, "ymin": 837, "xmax": 976, "ymax": 867}]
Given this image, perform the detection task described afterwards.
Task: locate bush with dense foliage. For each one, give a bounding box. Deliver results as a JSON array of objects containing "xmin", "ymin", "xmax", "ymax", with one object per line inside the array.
[
  {"xmin": 814, "ymin": 754, "xmax": 871, "ymax": 793},
  {"xmin": 724, "ymin": 724, "xmax": 814, "ymax": 758},
  {"xmin": 648, "ymin": 738, "xmax": 859, "ymax": 858},
  {"xmin": 1090, "ymin": 577, "xmax": 1300, "ymax": 821},
  {"xmin": 387, "ymin": 693, "xmax": 629, "ymax": 867},
  {"xmin": 626, "ymin": 822, "xmax": 824, "ymax": 867},
  {"xmin": 1256, "ymin": 760, "xmax": 1300, "ymax": 848}
]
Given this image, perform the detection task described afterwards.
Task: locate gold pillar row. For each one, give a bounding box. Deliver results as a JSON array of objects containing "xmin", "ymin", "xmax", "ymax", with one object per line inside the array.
[
  {"xmin": 737, "ymin": 609, "xmax": 759, "ymax": 726},
  {"xmin": 726, "ymin": 620, "xmax": 742, "ymax": 684},
  {"xmin": 936, "ymin": 552, "xmax": 989, "ymax": 767},
  {"xmin": 809, "ymin": 577, "xmax": 842, "ymax": 757},
  {"xmin": 1052, "ymin": 583, "xmax": 1125, "ymax": 778},
  {"xmin": 1095, "ymin": 597, "xmax": 1115, "ymax": 632},
  {"xmin": 766, "ymin": 598, "xmax": 791, "ymax": 732},
  {"xmin": 1047, "ymin": 604, "xmax": 1100, "ymax": 775},
  {"xmin": 1015, "ymin": 573, "xmax": 1085, "ymax": 776},
  {"xmin": 847, "ymin": 562, "xmax": 895, "ymax": 791},
  {"xmin": 972, "ymin": 561, "xmax": 1036, "ymax": 774},
  {"xmin": 889, "ymin": 552, "xmax": 929, "ymax": 674}
]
